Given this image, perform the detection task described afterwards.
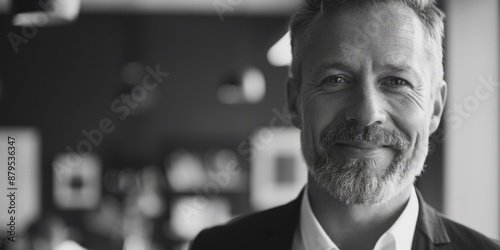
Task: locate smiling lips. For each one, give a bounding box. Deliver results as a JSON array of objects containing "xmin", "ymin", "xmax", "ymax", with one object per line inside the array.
[{"xmin": 334, "ymin": 142, "xmax": 391, "ymax": 157}]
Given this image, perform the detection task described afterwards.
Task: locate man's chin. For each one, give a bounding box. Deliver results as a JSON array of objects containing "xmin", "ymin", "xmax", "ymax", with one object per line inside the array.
[
  {"xmin": 329, "ymin": 150, "xmax": 396, "ymax": 177},
  {"xmin": 312, "ymin": 174, "xmax": 412, "ymax": 206},
  {"xmin": 308, "ymin": 156, "xmax": 414, "ymax": 206},
  {"xmin": 330, "ymin": 146, "xmax": 396, "ymax": 173}
]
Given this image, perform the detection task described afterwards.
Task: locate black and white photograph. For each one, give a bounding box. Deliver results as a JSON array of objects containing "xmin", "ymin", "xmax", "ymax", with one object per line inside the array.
[{"xmin": 0, "ymin": 0, "xmax": 499, "ymax": 249}]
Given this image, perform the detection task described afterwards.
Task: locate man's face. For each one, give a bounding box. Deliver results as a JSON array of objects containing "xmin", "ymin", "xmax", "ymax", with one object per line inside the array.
[{"xmin": 288, "ymin": 3, "xmax": 446, "ymax": 205}]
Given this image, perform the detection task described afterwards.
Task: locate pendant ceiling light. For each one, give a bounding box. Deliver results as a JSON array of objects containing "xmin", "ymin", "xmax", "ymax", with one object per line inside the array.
[
  {"xmin": 11, "ymin": 0, "xmax": 81, "ymax": 27},
  {"xmin": 267, "ymin": 31, "xmax": 291, "ymax": 67},
  {"xmin": 217, "ymin": 67, "xmax": 266, "ymax": 105}
]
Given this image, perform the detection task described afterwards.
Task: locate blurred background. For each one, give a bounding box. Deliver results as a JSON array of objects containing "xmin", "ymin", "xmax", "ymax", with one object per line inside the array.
[{"xmin": 0, "ymin": 0, "xmax": 498, "ymax": 249}]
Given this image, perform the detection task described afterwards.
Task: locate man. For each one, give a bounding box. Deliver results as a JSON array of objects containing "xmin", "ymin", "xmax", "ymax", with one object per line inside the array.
[{"xmin": 191, "ymin": 0, "xmax": 500, "ymax": 249}]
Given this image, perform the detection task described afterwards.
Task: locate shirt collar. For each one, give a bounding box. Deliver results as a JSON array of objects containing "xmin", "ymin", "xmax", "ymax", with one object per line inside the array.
[
  {"xmin": 378, "ymin": 186, "xmax": 419, "ymax": 250},
  {"xmin": 299, "ymin": 186, "xmax": 419, "ymax": 250},
  {"xmin": 300, "ymin": 186, "xmax": 340, "ymax": 250}
]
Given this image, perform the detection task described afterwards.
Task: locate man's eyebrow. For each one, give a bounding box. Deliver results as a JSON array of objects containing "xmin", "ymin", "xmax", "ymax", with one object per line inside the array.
[
  {"xmin": 312, "ymin": 61, "xmax": 423, "ymax": 83},
  {"xmin": 313, "ymin": 61, "xmax": 356, "ymax": 75},
  {"xmin": 381, "ymin": 63, "xmax": 422, "ymax": 83}
]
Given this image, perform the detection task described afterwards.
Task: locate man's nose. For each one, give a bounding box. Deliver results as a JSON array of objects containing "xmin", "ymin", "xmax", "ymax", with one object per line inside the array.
[{"xmin": 344, "ymin": 87, "xmax": 387, "ymax": 126}]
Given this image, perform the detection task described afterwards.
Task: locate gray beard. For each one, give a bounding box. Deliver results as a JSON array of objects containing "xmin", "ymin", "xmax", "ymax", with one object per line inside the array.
[{"xmin": 301, "ymin": 124, "xmax": 428, "ymax": 206}]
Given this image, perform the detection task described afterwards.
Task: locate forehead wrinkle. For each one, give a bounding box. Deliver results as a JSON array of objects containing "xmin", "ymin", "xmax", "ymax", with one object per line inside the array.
[
  {"xmin": 323, "ymin": 22, "xmax": 416, "ymax": 39},
  {"xmin": 369, "ymin": 38, "xmax": 413, "ymax": 44},
  {"xmin": 364, "ymin": 43, "xmax": 413, "ymax": 51},
  {"xmin": 329, "ymin": 31, "xmax": 416, "ymax": 47},
  {"xmin": 320, "ymin": 6, "xmax": 418, "ymax": 31},
  {"xmin": 317, "ymin": 22, "xmax": 417, "ymax": 51},
  {"xmin": 309, "ymin": 43, "xmax": 416, "ymax": 76}
]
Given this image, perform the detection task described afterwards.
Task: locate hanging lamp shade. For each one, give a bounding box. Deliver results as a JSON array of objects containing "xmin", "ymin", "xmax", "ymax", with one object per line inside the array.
[
  {"xmin": 217, "ymin": 67, "xmax": 266, "ymax": 105},
  {"xmin": 267, "ymin": 31, "xmax": 291, "ymax": 67},
  {"xmin": 11, "ymin": 0, "xmax": 81, "ymax": 27}
]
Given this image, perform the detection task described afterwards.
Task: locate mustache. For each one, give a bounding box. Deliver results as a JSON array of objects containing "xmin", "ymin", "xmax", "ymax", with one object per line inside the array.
[{"xmin": 320, "ymin": 121, "xmax": 411, "ymax": 151}]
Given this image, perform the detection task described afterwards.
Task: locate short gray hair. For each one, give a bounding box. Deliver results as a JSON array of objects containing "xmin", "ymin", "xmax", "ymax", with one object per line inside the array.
[{"xmin": 289, "ymin": 0, "xmax": 445, "ymax": 86}]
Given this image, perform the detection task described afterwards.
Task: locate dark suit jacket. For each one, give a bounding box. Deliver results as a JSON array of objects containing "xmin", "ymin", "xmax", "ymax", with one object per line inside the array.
[{"xmin": 190, "ymin": 189, "xmax": 500, "ymax": 249}]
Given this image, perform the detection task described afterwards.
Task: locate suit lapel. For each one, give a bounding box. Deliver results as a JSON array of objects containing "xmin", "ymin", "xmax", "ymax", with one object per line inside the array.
[
  {"xmin": 257, "ymin": 188, "xmax": 452, "ymax": 250},
  {"xmin": 261, "ymin": 190, "xmax": 304, "ymax": 250},
  {"xmin": 412, "ymin": 189, "xmax": 451, "ymax": 250}
]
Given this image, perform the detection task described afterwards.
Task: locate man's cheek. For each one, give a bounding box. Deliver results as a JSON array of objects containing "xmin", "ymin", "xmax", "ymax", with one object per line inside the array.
[
  {"xmin": 300, "ymin": 117, "xmax": 321, "ymax": 162},
  {"xmin": 406, "ymin": 123, "xmax": 429, "ymax": 154},
  {"xmin": 392, "ymin": 108, "xmax": 427, "ymax": 134}
]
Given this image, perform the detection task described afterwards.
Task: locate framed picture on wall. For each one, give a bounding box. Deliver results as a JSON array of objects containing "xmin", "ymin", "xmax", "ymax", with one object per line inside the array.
[{"xmin": 249, "ymin": 127, "xmax": 307, "ymax": 211}]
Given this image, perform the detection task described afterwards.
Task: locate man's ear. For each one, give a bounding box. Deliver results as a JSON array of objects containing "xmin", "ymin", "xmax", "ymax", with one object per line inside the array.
[
  {"xmin": 286, "ymin": 76, "xmax": 302, "ymax": 128},
  {"xmin": 429, "ymin": 80, "xmax": 447, "ymax": 133}
]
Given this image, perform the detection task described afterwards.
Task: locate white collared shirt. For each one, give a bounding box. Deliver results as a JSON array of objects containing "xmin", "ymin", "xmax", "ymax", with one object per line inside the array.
[{"xmin": 292, "ymin": 186, "xmax": 419, "ymax": 250}]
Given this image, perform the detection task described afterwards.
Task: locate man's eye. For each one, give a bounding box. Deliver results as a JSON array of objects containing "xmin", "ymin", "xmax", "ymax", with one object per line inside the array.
[
  {"xmin": 383, "ymin": 77, "xmax": 413, "ymax": 88},
  {"xmin": 322, "ymin": 75, "xmax": 350, "ymax": 85}
]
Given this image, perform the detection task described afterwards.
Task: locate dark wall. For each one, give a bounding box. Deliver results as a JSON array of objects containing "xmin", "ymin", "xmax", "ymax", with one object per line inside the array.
[{"xmin": 0, "ymin": 14, "xmax": 290, "ymax": 213}]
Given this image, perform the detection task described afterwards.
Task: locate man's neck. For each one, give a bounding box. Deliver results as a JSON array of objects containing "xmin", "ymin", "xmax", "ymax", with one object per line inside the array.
[{"xmin": 307, "ymin": 177, "xmax": 413, "ymax": 250}]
